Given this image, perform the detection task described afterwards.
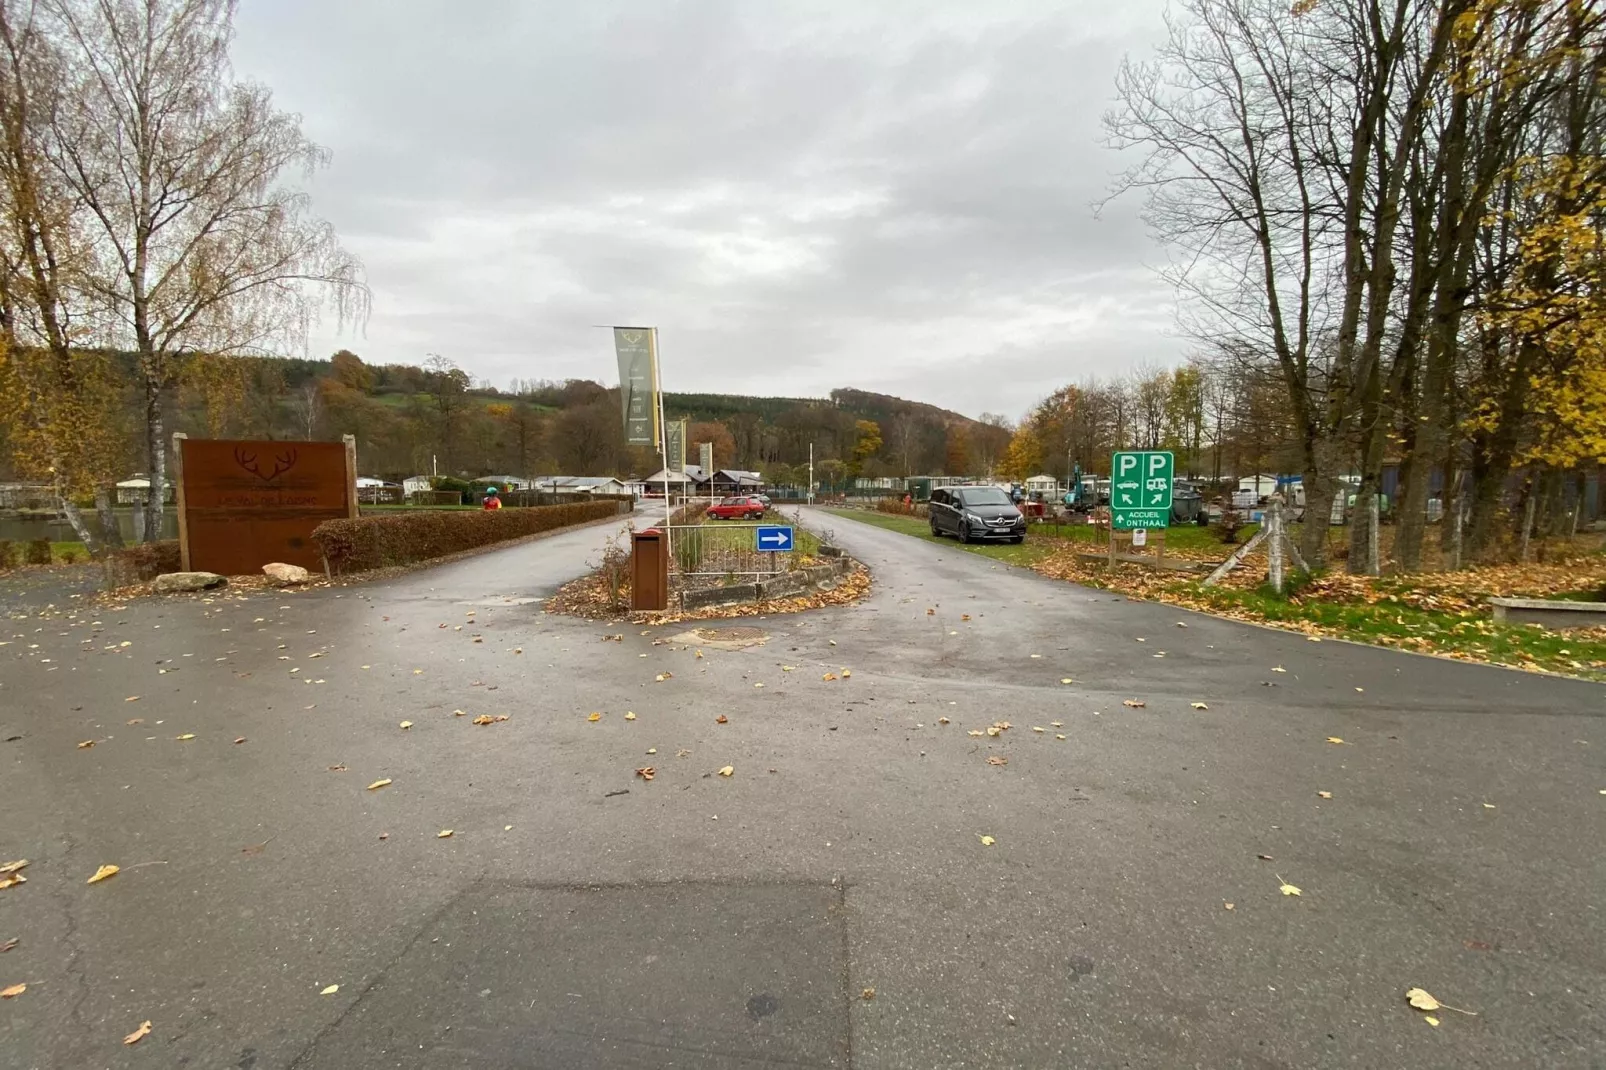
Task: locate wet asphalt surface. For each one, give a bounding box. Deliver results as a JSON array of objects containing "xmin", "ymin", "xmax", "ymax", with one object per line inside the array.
[{"xmin": 2, "ymin": 506, "xmax": 1604, "ymax": 1069}]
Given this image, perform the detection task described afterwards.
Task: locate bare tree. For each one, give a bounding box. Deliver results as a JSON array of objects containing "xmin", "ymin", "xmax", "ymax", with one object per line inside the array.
[
  {"xmin": 42, "ymin": 0, "xmax": 366, "ymax": 540},
  {"xmin": 289, "ymin": 377, "xmax": 320, "ymax": 440}
]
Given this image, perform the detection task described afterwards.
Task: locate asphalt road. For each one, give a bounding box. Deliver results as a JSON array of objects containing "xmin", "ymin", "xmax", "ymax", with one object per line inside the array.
[{"xmin": 2, "ymin": 505, "xmax": 1603, "ymax": 1069}]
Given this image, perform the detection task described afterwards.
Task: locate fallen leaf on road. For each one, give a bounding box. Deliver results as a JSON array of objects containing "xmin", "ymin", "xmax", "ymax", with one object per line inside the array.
[
  {"xmin": 961, "ymin": 614, "xmax": 971, "ymax": 621},
  {"xmin": 635, "ymin": 767, "xmax": 655, "ymax": 781},
  {"xmin": 1424, "ymin": 1015, "xmax": 1440, "ymax": 1026},
  {"xmin": 86, "ymin": 864, "xmax": 119, "ymax": 884},
  {"xmin": 0, "ymin": 983, "xmax": 24, "ymax": 998},
  {"xmin": 1223, "ymin": 902, "xmax": 1234, "ymax": 910},
  {"xmin": 1406, "ymin": 987, "xmax": 1476, "ymax": 1015},
  {"xmin": 123, "ymin": 1020, "xmax": 152, "ymax": 1045},
  {"xmin": 366, "ymin": 778, "xmax": 391, "ymax": 790},
  {"xmin": 1122, "ymin": 700, "xmax": 1146, "ymax": 708},
  {"xmin": 986, "ymin": 726, "xmax": 1002, "ymax": 737},
  {"xmin": 1032, "ymin": 726, "xmax": 1044, "ymax": 733},
  {"xmin": 1050, "ymin": 721, "xmax": 1063, "ymax": 728},
  {"xmin": 1355, "ymin": 687, "xmax": 1364, "ymax": 692},
  {"xmin": 588, "ymin": 712, "xmax": 602, "ymax": 722},
  {"xmin": 0, "ymin": 938, "xmax": 16, "ymax": 952},
  {"xmin": 1056, "ymin": 734, "xmax": 1065, "ymax": 739},
  {"xmin": 938, "ymin": 717, "xmax": 950, "ymax": 725},
  {"xmin": 125, "ymin": 695, "xmax": 139, "ymax": 702},
  {"xmin": 1277, "ymin": 876, "xmax": 1301, "ymax": 896},
  {"xmin": 1318, "ymin": 791, "xmax": 1332, "ymax": 799},
  {"xmin": 233, "ymin": 737, "xmax": 247, "ymax": 745},
  {"xmin": 978, "ymin": 835, "xmax": 995, "ymax": 846},
  {"xmin": 927, "ymin": 608, "xmax": 935, "ymax": 615},
  {"xmin": 1271, "ymin": 666, "xmax": 1286, "ymax": 673},
  {"xmin": 1327, "ymin": 737, "xmax": 1345, "ymax": 744},
  {"xmin": 399, "ymin": 721, "xmax": 413, "ymax": 730},
  {"xmin": 437, "ymin": 830, "xmax": 453, "ymax": 838},
  {"xmin": 1257, "ymin": 853, "xmax": 1273, "ymax": 860},
  {"xmin": 77, "ymin": 740, "xmax": 95, "ymax": 749},
  {"xmin": 514, "ymin": 647, "xmax": 523, "ymax": 654},
  {"xmin": 1030, "ymin": 654, "xmax": 1042, "ymax": 659},
  {"xmin": 452, "ymin": 709, "xmax": 466, "ymax": 717},
  {"xmin": 328, "ymin": 764, "xmax": 347, "ymax": 772},
  {"xmin": 624, "ymin": 711, "xmax": 637, "ymax": 721},
  {"xmin": 718, "ymin": 765, "xmax": 734, "ymax": 777},
  {"xmin": 1482, "ymin": 802, "xmax": 1495, "ymax": 809},
  {"xmin": 967, "ymin": 730, "xmax": 983, "ymax": 737},
  {"xmin": 1177, "ymin": 622, "xmax": 1188, "ymax": 627},
  {"xmin": 1190, "ymin": 702, "xmax": 1209, "ymax": 710},
  {"xmin": 126, "ymin": 718, "xmax": 142, "ymax": 725},
  {"xmin": 782, "ymin": 665, "xmax": 795, "ymax": 672},
  {"xmin": 716, "ymin": 714, "xmax": 728, "ymax": 724},
  {"xmin": 986, "ymin": 756, "xmax": 1008, "ymax": 766},
  {"xmin": 1060, "ymin": 678, "xmax": 1074, "ymax": 685},
  {"xmin": 473, "ymin": 715, "xmax": 496, "ymax": 725},
  {"xmin": 320, "ymin": 984, "xmax": 339, "ymax": 995},
  {"xmin": 822, "ymin": 673, "xmax": 836, "ymax": 681},
  {"xmin": 755, "ymin": 682, "xmax": 764, "ymax": 688},
  {"xmin": 646, "ymin": 748, "xmax": 657, "ymax": 755},
  {"xmin": 175, "ymin": 733, "xmax": 195, "ymax": 741},
  {"xmin": 841, "ymin": 669, "xmax": 852, "ymax": 678},
  {"xmin": 655, "ymin": 672, "xmax": 673, "ymax": 681}
]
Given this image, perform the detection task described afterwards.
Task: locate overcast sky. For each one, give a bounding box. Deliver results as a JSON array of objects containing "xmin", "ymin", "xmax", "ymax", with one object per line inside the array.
[{"xmin": 231, "ymin": 0, "xmax": 1179, "ymax": 420}]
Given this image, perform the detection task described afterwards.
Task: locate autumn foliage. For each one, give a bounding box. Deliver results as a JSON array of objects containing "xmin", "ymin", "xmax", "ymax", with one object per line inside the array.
[{"xmin": 312, "ymin": 500, "xmax": 626, "ymax": 574}]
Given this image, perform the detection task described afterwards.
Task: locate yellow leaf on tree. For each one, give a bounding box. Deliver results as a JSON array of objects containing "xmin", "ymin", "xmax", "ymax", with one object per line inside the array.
[
  {"xmin": 366, "ymin": 778, "xmax": 392, "ymax": 790},
  {"xmin": 123, "ymin": 1020, "xmax": 152, "ymax": 1045},
  {"xmin": 86, "ymin": 864, "xmax": 119, "ymax": 884}
]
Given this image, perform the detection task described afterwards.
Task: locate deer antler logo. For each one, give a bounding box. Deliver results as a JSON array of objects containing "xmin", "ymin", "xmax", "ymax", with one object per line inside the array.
[{"xmin": 233, "ymin": 446, "xmax": 299, "ymax": 482}]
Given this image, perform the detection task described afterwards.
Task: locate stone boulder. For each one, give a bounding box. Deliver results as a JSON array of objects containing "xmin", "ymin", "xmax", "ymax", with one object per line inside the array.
[
  {"xmin": 263, "ymin": 562, "xmax": 311, "ymax": 586},
  {"xmin": 152, "ymin": 571, "xmax": 228, "ymax": 593}
]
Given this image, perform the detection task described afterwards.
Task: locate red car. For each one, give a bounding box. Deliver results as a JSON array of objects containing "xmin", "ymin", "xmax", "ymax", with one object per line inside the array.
[{"xmin": 707, "ymin": 495, "xmax": 766, "ymax": 520}]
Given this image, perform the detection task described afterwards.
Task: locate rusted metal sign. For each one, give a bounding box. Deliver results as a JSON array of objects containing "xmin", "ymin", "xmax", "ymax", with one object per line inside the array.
[{"xmin": 177, "ymin": 437, "xmax": 355, "ymax": 575}]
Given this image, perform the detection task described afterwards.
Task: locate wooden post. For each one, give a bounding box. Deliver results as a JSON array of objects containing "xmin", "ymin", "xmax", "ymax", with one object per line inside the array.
[
  {"xmin": 1366, "ymin": 492, "xmax": 1381, "ymax": 575},
  {"xmin": 342, "ymin": 434, "xmax": 359, "ymax": 520},
  {"xmin": 172, "ymin": 433, "xmax": 190, "ymax": 570},
  {"xmin": 1268, "ymin": 500, "xmax": 1285, "ymax": 592},
  {"xmin": 1108, "ymin": 523, "xmax": 1117, "ymax": 570},
  {"xmin": 1450, "ymin": 492, "xmax": 1465, "ymax": 571},
  {"xmin": 1154, "ymin": 527, "xmax": 1165, "ymax": 568}
]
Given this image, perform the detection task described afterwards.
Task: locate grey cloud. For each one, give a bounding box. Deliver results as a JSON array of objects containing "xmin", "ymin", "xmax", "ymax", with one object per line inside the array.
[{"xmin": 235, "ymin": 0, "xmax": 1179, "ymax": 416}]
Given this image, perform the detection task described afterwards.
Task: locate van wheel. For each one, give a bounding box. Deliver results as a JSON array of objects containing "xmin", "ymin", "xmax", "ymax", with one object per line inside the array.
[
  {"xmin": 1011, "ymin": 536, "xmax": 1025, "ymax": 545},
  {"xmin": 958, "ymin": 525, "xmax": 970, "ymax": 544}
]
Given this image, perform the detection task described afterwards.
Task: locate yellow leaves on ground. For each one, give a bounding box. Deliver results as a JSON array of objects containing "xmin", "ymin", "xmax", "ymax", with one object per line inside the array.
[
  {"xmin": 398, "ymin": 721, "xmax": 413, "ymax": 730},
  {"xmin": 86, "ymin": 864, "xmax": 119, "ymax": 884},
  {"xmin": 967, "ymin": 730, "xmax": 984, "ymax": 737},
  {"xmin": 452, "ymin": 709, "xmax": 466, "ymax": 717},
  {"xmin": 1271, "ymin": 666, "xmax": 1286, "ymax": 673},
  {"xmin": 122, "ymin": 1020, "xmax": 152, "ymax": 1045},
  {"xmin": 938, "ymin": 717, "xmax": 950, "ymax": 725},
  {"xmin": 124, "ymin": 695, "xmax": 139, "ymax": 702},
  {"xmin": 1327, "ymin": 737, "xmax": 1345, "ymax": 745},
  {"xmin": 0, "ymin": 860, "xmax": 28, "ymax": 875},
  {"xmin": 0, "ymin": 875, "xmax": 23, "ymax": 891},
  {"xmin": 782, "ymin": 665, "xmax": 795, "ymax": 672},
  {"xmin": 1406, "ymin": 987, "xmax": 1477, "ymax": 1016},
  {"xmin": 366, "ymin": 778, "xmax": 392, "ymax": 791},
  {"xmin": 635, "ymin": 767, "xmax": 655, "ymax": 781},
  {"xmin": 841, "ymin": 669, "xmax": 852, "ymax": 678},
  {"xmin": 1032, "ymin": 726, "xmax": 1045, "ymax": 733},
  {"xmin": 986, "ymin": 756, "xmax": 1009, "ymax": 766},
  {"xmin": 862, "ymin": 986, "xmax": 876, "ymax": 1000},
  {"xmin": 320, "ymin": 984, "xmax": 340, "ymax": 995},
  {"xmin": 978, "ymin": 835, "xmax": 995, "ymax": 846},
  {"xmin": 716, "ymin": 714, "xmax": 728, "ymax": 724},
  {"xmin": 77, "ymin": 740, "xmax": 95, "ymax": 749},
  {"xmin": 822, "ymin": 672, "xmax": 837, "ymax": 681},
  {"xmin": 1050, "ymin": 721, "xmax": 1063, "ymax": 728},
  {"xmin": 1277, "ymin": 876, "xmax": 1301, "ymax": 896},
  {"xmin": 1223, "ymin": 902, "xmax": 1235, "ymax": 911},
  {"xmin": 0, "ymin": 983, "xmax": 25, "ymax": 998},
  {"xmin": 1318, "ymin": 791, "xmax": 1333, "ymax": 799},
  {"xmin": 1060, "ymin": 678, "xmax": 1074, "ymax": 685},
  {"xmin": 1424, "ymin": 1015, "xmax": 1440, "ymax": 1027},
  {"xmin": 175, "ymin": 734, "xmax": 195, "ymax": 741},
  {"xmin": 654, "ymin": 672, "xmax": 673, "ymax": 682},
  {"xmin": 1190, "ymin": 702, "xmax": 1209, "ymax": 710},
  {"xmin": 1122, "ymin": 699, "xmax": 1146, "ymax": 708},
  {"xmin": 473, "ymin": 715, "xmax": 509, "ymax": 725},
  {"xmin": 718, "ymin": 765, "xmax": 734, "ymax": 777},
  {"xmin": 437, "ymin": 830, "xmax": 453, "ymax": 838},
  {"xmin": 587, "ymin": 712, "xmax": 602, "ymax": 722},
  {"xmin": 624, "ymin": 712, "xmax": 637, "ymax": 721}
]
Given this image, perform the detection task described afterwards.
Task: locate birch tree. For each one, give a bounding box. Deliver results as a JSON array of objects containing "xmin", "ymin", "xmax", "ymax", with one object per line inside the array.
[{"xmin": 45, "ymin": 0, "xmax": 366, "ymax": 541}]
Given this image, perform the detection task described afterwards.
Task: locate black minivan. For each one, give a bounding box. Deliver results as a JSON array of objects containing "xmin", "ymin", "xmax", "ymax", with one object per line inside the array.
[{"xmin": 929, "ymin": 485, "xmax": 1027, "ymax": 543}]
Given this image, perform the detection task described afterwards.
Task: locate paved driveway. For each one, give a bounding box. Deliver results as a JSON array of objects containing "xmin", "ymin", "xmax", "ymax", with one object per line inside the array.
[{"xmin": 1, "ymin": 505, "xmax": 1601, "ymax": 1068}]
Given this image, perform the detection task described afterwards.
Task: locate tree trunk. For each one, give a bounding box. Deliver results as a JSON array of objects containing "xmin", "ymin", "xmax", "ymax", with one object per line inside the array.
[
  {"xmin": 143, "ymin": 378, "xmax": 165, "ymax": 543},
  {"xmin": 93, "ymin": 486, "xmax": 124, "ymax": 552},
  {"xmin": 54, "ymin": 480, "xmax": 99, "ymax": 557}
]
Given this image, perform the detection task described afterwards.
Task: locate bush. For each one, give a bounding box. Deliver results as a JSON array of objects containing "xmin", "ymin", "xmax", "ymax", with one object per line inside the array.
[
  {"xmin": 669, "ymin": 501, "xmax": 708, "ymax": 526},
  {"xmin": 875, "ymin": 496, "xmax": 928, "ymax": 518},
  {"xmin": 103, "ymin": 540, "xmax": 183, "ymax": 585},
  {"xmin": 24, "ymin": 538, "xmax": 51, "ymax": 565},
  {"xmin": 0, "ymin": 540, "xmax": 18, "ymax": 568},
  {"xmin": 1212, "ymin": 508, "xmax": 1243, "ymax": 545},
  {"xmin": 312, "ymin": 499, "xmax": 626, "ymax": 574}
]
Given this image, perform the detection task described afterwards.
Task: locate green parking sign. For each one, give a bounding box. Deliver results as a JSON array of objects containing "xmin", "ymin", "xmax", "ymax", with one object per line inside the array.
[{"xmin": 1111, "ymin": 451, "xmax": 1173, "ymax": 529}]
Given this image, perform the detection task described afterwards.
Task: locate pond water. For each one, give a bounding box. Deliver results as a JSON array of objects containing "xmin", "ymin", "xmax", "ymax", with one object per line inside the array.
[{"xmin": 0, "ymin": 511, "xmax": 178, "ymax": 544}]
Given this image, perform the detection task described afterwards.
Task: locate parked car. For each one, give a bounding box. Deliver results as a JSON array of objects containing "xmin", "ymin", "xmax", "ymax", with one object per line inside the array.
[
  {"xmin": 707, "ymin": 495, "xmax": 766, "ymax": 520},
  {"xmin": 928, "ymin": 485, "xmax": 1027, "ymax": 543},
  {"xmin": 753, "ymin": 494, "xmax": 772, "ymax": 507}
]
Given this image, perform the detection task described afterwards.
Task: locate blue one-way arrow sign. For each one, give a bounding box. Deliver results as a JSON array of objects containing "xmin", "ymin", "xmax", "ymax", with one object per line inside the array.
[{"xmin": 755, "ymin": 525, "xmax": 794, "ymax": 551}]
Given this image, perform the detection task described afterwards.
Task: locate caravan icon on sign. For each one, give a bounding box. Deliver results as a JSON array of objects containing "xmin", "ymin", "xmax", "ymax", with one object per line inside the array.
[{"xmin": 1110, "ymin": 451, "xmax": 1173, "ymax": 530}]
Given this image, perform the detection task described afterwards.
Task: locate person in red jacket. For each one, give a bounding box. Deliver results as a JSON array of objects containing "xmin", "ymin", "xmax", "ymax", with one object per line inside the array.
[{"xmin": 482, "ymin": 488, "xmax": 502, "ymax": 510}]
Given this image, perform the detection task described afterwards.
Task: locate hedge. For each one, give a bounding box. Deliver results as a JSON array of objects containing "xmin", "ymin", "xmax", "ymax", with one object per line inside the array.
[
  {"xmin": 102, "ymin": 539, "xmax": 183, "ymax": 585},
  {"xmin": 311, "ymin": 499, "xmax": 628, "ymax": 574}
]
